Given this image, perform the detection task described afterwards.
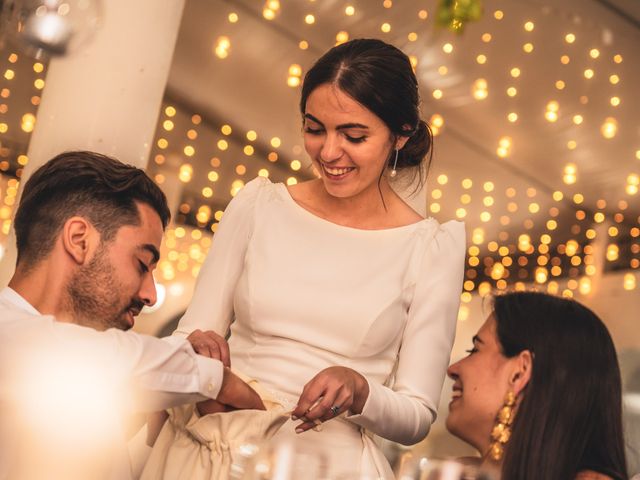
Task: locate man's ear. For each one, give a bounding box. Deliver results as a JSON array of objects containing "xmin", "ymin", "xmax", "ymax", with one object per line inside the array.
[
  {"xmin": 509, "ymin": 350, "xmax": 533, "ymax": 396},
  {"xmin": 61, "ymin": 217, "xmax": 98, "ymax": 265}
]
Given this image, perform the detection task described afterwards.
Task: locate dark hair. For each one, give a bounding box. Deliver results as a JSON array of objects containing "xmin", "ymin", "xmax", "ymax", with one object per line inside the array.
[
  {"xmin": 492, "ymin": 292, "xmax": 628, "ymax": 480},
  {"xmin": 14, "ymin": 151, "xmax": 170, "ymax": 268},
  {"xmin": 300, "ymin": 38, "xmax": 432, "ymax": 179}
]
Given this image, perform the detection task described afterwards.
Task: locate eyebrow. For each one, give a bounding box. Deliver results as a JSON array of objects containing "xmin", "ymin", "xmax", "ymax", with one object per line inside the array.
[
  {"xmin": 139, "ymin": 244, "xmax": 160, "ymax": 264},
  {"xmin": 304, "ymin": 113, "xmax": 369, "ymax": 131},
  {"xmin": 472, "ymin": 334, "xmax": 484, "ymax": 345}
]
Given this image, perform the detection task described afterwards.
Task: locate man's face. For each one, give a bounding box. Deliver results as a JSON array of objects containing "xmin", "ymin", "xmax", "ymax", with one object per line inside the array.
[{"xmin": 67, "ymin": 202, "xmax": 163, "ymax": 331}]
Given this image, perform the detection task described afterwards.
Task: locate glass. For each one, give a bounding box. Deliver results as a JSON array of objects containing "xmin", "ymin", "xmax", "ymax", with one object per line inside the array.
[
  {"xmin": 237, "ymin": 439, "xmax": 328, "ymax": 480},
  {"xmin": 395, "ymin": 456, "xmax": 495, "ymax": 480}
]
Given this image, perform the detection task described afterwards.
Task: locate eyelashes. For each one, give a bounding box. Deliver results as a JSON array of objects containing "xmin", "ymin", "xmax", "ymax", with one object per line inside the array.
[{"xmin": 303, "ymin": 127, "xmax": 367, "ymax": 144}]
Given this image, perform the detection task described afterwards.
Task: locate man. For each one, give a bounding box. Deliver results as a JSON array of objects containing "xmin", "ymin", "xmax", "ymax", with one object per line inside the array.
[{"xmin": 0, "ymin": 151, "xmax": 261, "ymax": 479}]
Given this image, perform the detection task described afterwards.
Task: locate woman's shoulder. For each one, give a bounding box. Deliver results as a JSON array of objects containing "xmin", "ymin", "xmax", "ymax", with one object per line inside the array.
[{"xmin": 575, "ymin": 470, "xmax": 615, "ymax": 480}]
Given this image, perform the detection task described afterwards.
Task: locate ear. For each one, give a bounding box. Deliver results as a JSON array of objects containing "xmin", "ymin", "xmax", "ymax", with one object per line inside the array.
[
  {"xmin": 509, "ymin": 350, "xmax": 533, "ymax": 396},
  {"xmin": 395, "ymin": 135, "xmax": 410, "ymax": 150},
  {"xmin": 61, "ymin": 216, "xmax": 99, "ymax": 265},
  {"xmin": 395, "ymin": 124, "xmax": 415, "ymax": 150}
]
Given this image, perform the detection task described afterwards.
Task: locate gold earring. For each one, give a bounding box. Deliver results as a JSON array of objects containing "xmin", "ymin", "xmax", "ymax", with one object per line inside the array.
[{"xmin": 487, "ymin": 389, "xmax": 516, "ymax": 462}]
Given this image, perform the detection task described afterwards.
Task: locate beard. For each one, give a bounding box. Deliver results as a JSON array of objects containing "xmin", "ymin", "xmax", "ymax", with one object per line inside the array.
[{"xmin": 66, "ymin": 243, "xmax": 138, "ymax": 331}]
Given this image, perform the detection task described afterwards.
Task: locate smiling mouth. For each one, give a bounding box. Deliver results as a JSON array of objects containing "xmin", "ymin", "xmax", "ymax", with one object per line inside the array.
[
  {"xmin": 451, "ymin": 385, "xmax": 463, "ymax": 401},
  {"xmin": 320, "ymin": 162, "xmax": 355, "ymax": 179}
]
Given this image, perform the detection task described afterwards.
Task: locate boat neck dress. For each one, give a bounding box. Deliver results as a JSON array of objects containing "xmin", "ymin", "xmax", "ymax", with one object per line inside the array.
[{"xmin": 174, "ymin": 177, "xmax": 466, "ymax": 478}]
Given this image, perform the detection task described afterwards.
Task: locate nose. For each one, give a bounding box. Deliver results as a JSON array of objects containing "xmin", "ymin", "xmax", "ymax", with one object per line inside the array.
[
  {"xmin": 319, "ymin": 133, "xmax": 343, "ymax": 163},
  {"xmin": 139, "ymin": 273, "xmax": 157, "ymax": 307},
  {"xmin": 447, "ymin": 361, "xmax": 460, "ymax": 380}
]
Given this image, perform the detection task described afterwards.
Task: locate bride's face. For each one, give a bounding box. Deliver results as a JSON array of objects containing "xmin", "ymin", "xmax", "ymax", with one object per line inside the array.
[{"xmin": 445, "ymin": 315, "xmax": 515, "ymax": 453}]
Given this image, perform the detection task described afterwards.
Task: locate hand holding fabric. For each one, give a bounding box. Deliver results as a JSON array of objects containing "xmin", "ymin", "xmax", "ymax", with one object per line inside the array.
[{"xmin": 292, "ymin": 366, "xmax": 369, "ymax": 433}]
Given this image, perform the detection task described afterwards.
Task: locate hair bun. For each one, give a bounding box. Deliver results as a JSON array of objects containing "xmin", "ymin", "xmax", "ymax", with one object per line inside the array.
[{"xmin": 397, "ymin": 120, "xmax": 432, "ymax": 169}]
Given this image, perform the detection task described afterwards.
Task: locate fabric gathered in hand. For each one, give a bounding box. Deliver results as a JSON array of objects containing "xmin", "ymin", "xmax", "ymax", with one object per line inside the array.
[{"xmin": 141, "ymin": 371, "xmax": 292, "ymax": 480}]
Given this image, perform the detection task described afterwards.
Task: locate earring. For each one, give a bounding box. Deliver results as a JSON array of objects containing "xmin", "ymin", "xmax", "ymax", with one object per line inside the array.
[
  {"xmin": 390, "ymin": 148, "xmax": 399, "ymax": 178},
  {"xmin": 486, "ymin": 389, "xmax": 516, "ymax": 462}
]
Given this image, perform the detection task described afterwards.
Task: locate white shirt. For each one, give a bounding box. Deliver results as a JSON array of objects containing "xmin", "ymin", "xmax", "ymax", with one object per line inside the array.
[{"xmin": 0, "ymin": 287, "xmax": 224, "ymax": 480}]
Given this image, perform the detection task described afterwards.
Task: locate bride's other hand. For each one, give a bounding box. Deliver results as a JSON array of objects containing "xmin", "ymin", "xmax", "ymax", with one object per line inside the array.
[
  {"xmin": 187, "ymin": 329, "xmax": 231, "ymax": 367},
  {"xmin": 292, "ymin": 366, "xmax": 369, "ymax": 433}
]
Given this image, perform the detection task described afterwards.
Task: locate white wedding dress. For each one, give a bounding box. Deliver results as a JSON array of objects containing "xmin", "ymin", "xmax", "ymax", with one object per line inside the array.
[{"xmin": 165, "ymin": 177, "xmax": 465, "ymax": 479}]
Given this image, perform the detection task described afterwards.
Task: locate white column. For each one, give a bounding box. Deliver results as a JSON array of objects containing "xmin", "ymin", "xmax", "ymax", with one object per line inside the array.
[{"xmin": 0, "ymin": 0, "xmax": 185, "ymax": 286}]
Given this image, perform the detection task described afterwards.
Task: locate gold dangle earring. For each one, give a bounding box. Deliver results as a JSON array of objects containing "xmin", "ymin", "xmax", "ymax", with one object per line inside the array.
[
  {"xmin": 390, "ymin": 148, "xmax": 399, "ymax": 178},
  {"xmin": 487, "ymin": 389, "xmax": 516, "ymax": 462}
]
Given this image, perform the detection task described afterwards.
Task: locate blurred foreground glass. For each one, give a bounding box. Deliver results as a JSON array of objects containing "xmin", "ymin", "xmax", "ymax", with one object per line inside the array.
[
  {"xmin": 395, "ymin": 455, "xmax": 496, "ymax": 480},
  {"xmin": 0, "ymin": 0, "xmax": 101, "ymax": 58},
  {"xmin": 234, "ymin": 439, "xmax": 328, "ymax": 480}
]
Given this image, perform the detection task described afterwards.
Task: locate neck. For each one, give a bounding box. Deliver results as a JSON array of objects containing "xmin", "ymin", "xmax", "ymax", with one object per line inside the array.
[
  {"xmin": 9, "ymin": 260, "xmax": 75, "ymax": 324},
  {"xmin": 314, "ymin": 177, "xmax": 397, "ymax": 225}
]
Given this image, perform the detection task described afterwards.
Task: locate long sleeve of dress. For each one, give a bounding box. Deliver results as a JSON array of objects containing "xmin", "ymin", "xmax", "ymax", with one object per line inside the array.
[
  {"xmin": 346, "ymin": 221, "xmax": 466, "ymax": 445},
  {"xmin": 175, "ymin": 177, "xmax": 266, "ymax": 338}
]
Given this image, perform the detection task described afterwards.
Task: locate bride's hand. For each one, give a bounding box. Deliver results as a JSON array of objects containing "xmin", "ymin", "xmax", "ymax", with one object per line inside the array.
[{"xmin": 291, "ymin": 366, "xmax": 369, "ymax": 433}]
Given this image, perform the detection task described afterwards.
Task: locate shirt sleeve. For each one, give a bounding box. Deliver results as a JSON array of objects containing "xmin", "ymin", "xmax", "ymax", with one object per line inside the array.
[
  {"xmin": 346, "ymin": 221, "xmax": 466, "ymax": 444},
  {"xmin": 174, "ymin": 177, "xmax": 266, "ymax": 338},
  {"xmin": 115, "ymin": 332, "xmax": 225, "ymax": 411},
  {"xmin": 0, "ymin": 312, "xmax": 225, "ymax": 413}
]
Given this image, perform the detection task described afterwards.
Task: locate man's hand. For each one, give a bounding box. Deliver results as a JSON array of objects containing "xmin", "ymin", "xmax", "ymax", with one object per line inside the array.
[
  {"xmin": 216, "ymin": 367, "xmax": 266, "ymax": 411},
  {"xmin": 187, "ymin": 329, "xmax": 230, "ymax": 367}
]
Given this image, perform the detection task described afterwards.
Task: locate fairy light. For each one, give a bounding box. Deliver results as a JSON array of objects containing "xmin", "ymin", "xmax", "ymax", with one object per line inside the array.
[
  {"xmin": 563, "ymin": 163, "xmax": 577, "ymax": 184},
  {"xmin": 429, "ymin": 114, "xmax": 444, "ymax": 136},
  {"xmin": 497, "ymin": 136, "xmax": 512, "ymax": 158},
  {"xmin": 214, "ymin": 36, "xmax": 231, "ymax": 59},
  {"xmin": 600, "ymin": 117, "xmax": 617, "ymax": 139},
  {"xmin": 472, "ymin": 78, "xmax": 488, "ymax": 100},
  {"xmin": 288, "ymin": 64, "xmax": 302, "ymax": 87},
  {"xmin": 624, "ymin": 273, "xmax": 637, "ymax": 291},
  {"xmin": 545, "ymin": 101, "xmax": 559, "ymax": 122},
  {"xmin": 627, "ymin": 174, "xmax": 639, "ymax": 195}
]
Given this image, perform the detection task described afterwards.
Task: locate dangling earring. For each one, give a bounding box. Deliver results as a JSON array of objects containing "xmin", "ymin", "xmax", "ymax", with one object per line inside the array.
[
  {"xmin": 486, "ymin": 389, "xmax": 516, "ymax": 462},
  {"xmin": 390, "ymin": 148, "xmax": 399, "ymax": 178}
]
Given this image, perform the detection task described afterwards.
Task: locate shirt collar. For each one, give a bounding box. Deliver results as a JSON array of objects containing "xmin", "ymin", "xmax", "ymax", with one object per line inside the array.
[{"xmin": 0, "ymin": 286, "xmax": 41, "ymax": 315}]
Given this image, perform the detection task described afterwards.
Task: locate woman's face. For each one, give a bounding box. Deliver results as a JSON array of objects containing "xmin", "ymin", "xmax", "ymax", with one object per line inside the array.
[
  {"xmin": 303, "ymin": 83, "xmax": 404, "ymax": 200},
  {"xmin": 445, "ymin": 315, "xmax": 516, "ymax": 453}
]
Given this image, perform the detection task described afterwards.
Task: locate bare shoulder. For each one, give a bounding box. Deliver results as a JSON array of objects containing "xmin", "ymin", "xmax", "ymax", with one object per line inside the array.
[{"xmin": 575, "ymin": 470, "xmax": 614, "ymax": 480}]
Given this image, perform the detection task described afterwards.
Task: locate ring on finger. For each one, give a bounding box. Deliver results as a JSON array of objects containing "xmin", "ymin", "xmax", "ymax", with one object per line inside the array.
[{"xmin": 330, "ymin": 405, "xmax": 340, "ymax": 416}]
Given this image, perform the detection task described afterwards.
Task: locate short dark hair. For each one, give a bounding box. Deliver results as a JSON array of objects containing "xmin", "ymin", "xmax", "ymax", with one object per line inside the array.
[
  {"xmin": 14, "ymin": 151, "xmax": 170, "ymax": 268},
  {"xmin": 493, "ymin": 292, "xmax": 628, "ymax": 480},
  {"xmin": 300, "ymin": 38, "xmax": 432, "ymax": 178}
]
